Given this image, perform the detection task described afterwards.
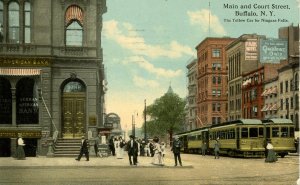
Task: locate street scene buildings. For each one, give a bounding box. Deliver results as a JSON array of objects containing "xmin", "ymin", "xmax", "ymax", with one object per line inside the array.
[{"xmin": 185, "ymin": 25, "xmax": 299, "ymax": 135}]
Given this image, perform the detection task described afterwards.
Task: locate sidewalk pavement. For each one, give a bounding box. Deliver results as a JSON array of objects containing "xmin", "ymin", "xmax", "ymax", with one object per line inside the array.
[{"xmin": 0, "ymin": 155, "xmax": 193, "ymax": 168}]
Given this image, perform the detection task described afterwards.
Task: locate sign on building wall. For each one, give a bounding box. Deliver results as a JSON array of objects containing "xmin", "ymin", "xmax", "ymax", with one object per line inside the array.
[
  {"xmin": 245, "ymin": 39, "xmax": 258, "ymax": 60},
  {"xmin": 259, "ymin": 39, "xmax": 288, "ymax": 63}
]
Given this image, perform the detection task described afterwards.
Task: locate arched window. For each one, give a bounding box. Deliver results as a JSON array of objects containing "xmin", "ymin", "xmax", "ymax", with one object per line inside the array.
[
  {"xmin": 63, "ymin": 81, "xmax": 85, "ymax": 92},
  {"xmin": 0, "ymin": 78, "xmax": 12, "ymax": 124},
  {"xmin": 65, "ymin": 5, "xmax": 83, "ymax": 46},
  {"xmin": 0, "ymin": 1, "xmax": 3, "ymax": 43},
  {"xmin": 8, "ymin": 2, "xmax": 19, "ymax": 43},
  {"xmin": 24, "ymin": 1, "xmax": 31, "ymax": 43}
]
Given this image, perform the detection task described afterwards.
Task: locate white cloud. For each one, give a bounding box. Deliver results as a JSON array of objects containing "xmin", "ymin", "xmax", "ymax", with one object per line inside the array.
[
  {"xmin": 133, "ymin": 75, "xmax": 160, "ymax": 88},
  {"xmin": 123, "ymin": 56, "xmax": 183, "ymax": 78},
  {"xmin": 103, "ymin": 20, "xmax": 194, "ymax": 59},
  {"xmin": 187, "ymin": 9, "xmax": 226, "ymax": 36}
]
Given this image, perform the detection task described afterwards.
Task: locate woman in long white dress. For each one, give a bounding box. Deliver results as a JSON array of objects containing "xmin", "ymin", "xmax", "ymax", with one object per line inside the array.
[
  {"xmin": 114, "ymin": 137, "xmax": 122, "ymax": 159},
  {"xmin": 152, "ymin": 137, "xmax": 163, "ymax": 166}
]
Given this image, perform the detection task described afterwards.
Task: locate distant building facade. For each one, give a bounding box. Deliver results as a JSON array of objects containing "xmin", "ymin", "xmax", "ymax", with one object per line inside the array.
[{"xmin": 185, "ymin": 59, "xmax": 197, "ymax": 131}]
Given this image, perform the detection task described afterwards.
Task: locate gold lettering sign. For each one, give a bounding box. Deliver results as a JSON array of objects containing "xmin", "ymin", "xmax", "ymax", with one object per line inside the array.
[
  {"xmin": 0, "ymin": 130, "xmax": 42, "ymax": 138},
  {"xmin": 0, "ymin": 58, "xmax": 51, "ymax": 67}
]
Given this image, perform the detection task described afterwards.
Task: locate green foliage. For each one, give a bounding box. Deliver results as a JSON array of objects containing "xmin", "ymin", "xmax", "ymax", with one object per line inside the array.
[{"xmin": 142, "ymin": 92, "xmax": 185, "ymax": 140}]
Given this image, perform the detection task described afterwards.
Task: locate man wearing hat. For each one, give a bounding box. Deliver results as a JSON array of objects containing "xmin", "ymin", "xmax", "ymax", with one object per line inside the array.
[
  {"xmin": 75, "ymin": 136, "xmax": 89, "ymax": 161},
  {"xmin": 171, "ymin": 135, "xmax": 182, "ymax": 166},
  {"xmin": 126, "ymin": 135, "xmax": 138, "ymax": 165}
]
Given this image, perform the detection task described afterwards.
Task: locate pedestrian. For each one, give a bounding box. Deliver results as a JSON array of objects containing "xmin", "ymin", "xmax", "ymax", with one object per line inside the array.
[
  {"xmin": 161, "ymin": 142, "xmax": 166, "ymax": 158},
  {"xmin": 202, "ymin": 142, "xmax": 207, "ymax": 156},
  {"xmin": 152, "ymin": 137, "xmax": 163, "ymax": 166},
  {"xmin": 171, "ymin": 136, "xmax": 182, "ymax": 166},
  {"xmin": 294, "ymin": 137, "xmax": 299, "ymax": 154},
  {"xmin": 126, "ymin": 135, "xmax": 138, "ymax": 165},
  {"xmin": 15, "ymin": 133, "xmax": 26, "ymax": 160},
  {"xmin": 114, "ymin": 137, "xmax": 123, "ymax": 159},
  {"xmin": 94, "ymin": 135, "xmax": 100, "ymax": 157},
  {"xmin": 75, "ymin": 136, "xmax": 89, "ymax": 161},
  {"xmin": 109, "ymin": 136, "xmax": 115, "ymax": 156},
  {"xmin": 145, "ymin": 140, "xmax": 150, "ymax": 157},
  {"xmin": 214, "ymin": 138, "xmax": 220, "ymax": 159},
  {"xmin": 265, "ymin": 140, "xmax": 277, "ymax": 163},
  {"xmin": 149, "ymin": 140, "xmax": 155, "ymax": 157},
  {"xmin": 119, "ymin": 136, "xmax": 125, "ymax": 159}
]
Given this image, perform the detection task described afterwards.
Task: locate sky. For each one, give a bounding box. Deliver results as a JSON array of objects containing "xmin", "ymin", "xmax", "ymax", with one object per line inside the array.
[{"xmin": 102, "ymin": 0, "xmax": 299, "ymax": 130}]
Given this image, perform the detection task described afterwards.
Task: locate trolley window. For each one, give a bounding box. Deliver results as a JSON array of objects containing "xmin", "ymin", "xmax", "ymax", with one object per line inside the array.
[
  {"xmin": 249, "ymin": 128, "xmax": 258, "ymax": 138},
  {"xmin": 272, "ymin": 127, "xmax": 279, "ymax": 137},
  {"xmin": 281, "ymin": 127, "xmax": 288, "ymax": 137},
  {"xmin": 228, "ymin": 129, "xmax": 235, "ymax": 139},
  {"xmin": 241, "ymin": 127, "xmax": 248, "ymax": 138},
  {"xmin": 258, "ymin": 127, "xmax": 264, "ymax": 137},
  {"xmin": 290, "ymin": 127, "xmax": 295, "ymax": 137}
]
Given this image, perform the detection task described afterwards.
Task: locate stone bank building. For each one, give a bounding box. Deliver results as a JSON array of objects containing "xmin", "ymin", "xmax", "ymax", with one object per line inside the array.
[{"xmin": 0, "ymin": 0, "xmax": 107, "ymax": 157}]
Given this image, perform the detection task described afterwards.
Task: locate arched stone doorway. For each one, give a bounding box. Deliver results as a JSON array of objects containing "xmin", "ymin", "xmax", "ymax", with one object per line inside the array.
[{"xmin": 61, "ymin": 79, "xmax": 86, "ymax": 138}]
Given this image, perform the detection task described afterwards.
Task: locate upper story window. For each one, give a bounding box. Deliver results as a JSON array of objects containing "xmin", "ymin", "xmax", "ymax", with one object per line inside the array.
[
  {"xmin": 212, "ymin": 49, "xmax": 221, "ymax": 58},
  {"xmin": 65, "ymin": 5, "xmax": 83, "ymax": 46},
  {"xmin": 8, "ymin": 1, "xmax": 19, "ymax": 43},
  {"xmin": 24, "ymin": 2, "xmax": 31, "ymax": 43},
  {"xmin": 0, "ymin": 1, "xmax": 3, "ymax": 43}
]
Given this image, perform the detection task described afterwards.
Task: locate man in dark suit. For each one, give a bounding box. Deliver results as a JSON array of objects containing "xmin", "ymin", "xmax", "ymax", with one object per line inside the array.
[
  {"xmin": 171, "ymin": 136, "xmax": 182, "ymax": 166},
  {"xmin": 127, "ymin": 135, "xmax": 138, "ymax": 165},
  {"xmin": 76, "ymin": 136, "xmax": 89, "ymax": 161}
]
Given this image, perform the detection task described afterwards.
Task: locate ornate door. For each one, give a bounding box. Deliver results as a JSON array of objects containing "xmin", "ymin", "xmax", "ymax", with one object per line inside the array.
[{"xmin": 62, "ymin": 92, "xmax": 85, "ymax": 138}]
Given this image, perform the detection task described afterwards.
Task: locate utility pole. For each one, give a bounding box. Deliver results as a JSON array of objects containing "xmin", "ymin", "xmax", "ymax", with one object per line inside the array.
[{"xmin": 144, "ymin": 99, "xmax": 147, "ymax": 140}]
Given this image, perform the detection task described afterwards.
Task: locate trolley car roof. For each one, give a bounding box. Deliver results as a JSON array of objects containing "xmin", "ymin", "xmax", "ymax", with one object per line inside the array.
[
  {"xmin": 262, "ymin": 119, "xmax": 293, "ymax": 124},
  {"xmin": 210, "ymin": 119, "xmax": 263, "ymax": 128}
]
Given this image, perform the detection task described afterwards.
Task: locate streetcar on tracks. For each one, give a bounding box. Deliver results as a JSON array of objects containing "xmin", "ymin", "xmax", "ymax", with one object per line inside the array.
[{"xmin": 175, "ymin": 119, "xmax": 295, "ymax": 158}]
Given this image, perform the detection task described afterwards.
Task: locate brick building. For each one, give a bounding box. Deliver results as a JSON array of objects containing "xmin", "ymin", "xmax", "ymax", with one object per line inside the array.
[{"xmin": 196, "ymin": 37, "xmax": 235, "ymax": 126}]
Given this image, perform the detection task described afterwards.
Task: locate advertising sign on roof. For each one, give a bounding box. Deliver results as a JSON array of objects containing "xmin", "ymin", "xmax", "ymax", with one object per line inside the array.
[{"xmin": 260, "ymin": 39, "xmax": 288, "ymax": 63}]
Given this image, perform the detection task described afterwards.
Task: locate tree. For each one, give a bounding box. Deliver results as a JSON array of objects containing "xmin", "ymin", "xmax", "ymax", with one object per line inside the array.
[{"xmin": 142, "ymin": 91, "xmax": 185, "ymax": 143}]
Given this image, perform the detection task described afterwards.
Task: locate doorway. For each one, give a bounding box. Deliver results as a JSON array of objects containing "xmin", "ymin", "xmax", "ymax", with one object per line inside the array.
[{"xmin": 61, "ymin": 80, "xmax": 86, "ymax": 138}]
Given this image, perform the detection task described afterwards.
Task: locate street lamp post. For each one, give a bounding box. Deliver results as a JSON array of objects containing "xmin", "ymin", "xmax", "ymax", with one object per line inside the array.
[
  {"xmin": 144, "ymin": 99, "xmax": 147, "ymax": 140},
  {"xmin": 132, "ymin": 114, "xmax": 135, "ymax": 137}
]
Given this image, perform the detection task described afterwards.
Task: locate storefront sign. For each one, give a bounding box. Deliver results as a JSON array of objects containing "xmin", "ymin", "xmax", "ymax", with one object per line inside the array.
[
  {"xmin": 0, "ymin": 58, "xmax": 51, "ymax": 67},
  {"xmin": 0, "ymin": 129, "xmax": 42, "ymax": 138}
]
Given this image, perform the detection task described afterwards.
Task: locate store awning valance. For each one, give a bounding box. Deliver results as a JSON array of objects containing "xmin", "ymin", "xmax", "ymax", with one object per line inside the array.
[{"xmin": 0, "ymin": 68, "xmax": 41, "ymax": 76}]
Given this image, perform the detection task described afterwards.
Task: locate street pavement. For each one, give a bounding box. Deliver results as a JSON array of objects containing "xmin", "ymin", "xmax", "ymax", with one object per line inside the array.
[
  {"xmin": 0, "ymin": 151, "xmax": 192, "ymax": 168},
  {"xmin": 0, "ymin": 150, "xmax": 299, "ymax": 185}
]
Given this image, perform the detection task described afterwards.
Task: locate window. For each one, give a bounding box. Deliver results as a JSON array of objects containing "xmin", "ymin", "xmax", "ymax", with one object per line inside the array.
[
  {"xmin": 290, "ymin": 80, "xmax": 293, "ymax": 91},
  {"xmin": 281, "ymin": 127, "xmax": 288, "ymax": 137},
  {"xmin": 249, "ymin": 128, "xmax": 258, "ymax": 137},
  {"xmin": 212, "ymin": 103, "xmax": 221, "ymax": 112},
  {"xmin": 291, "ymin": 97, "xmax": 294, "ymax": 109},
  {"xmin": 212, "ymin": 49, "xmax": 221, "ymax": 57},
  {"xmin": 24, "ymin": 2, "xmax": 31, "ymax": 43},
  {"xmin": 8, "ymin": 2, "xmax": 19, "ymax": 43},
  {"xmin": 65, "ymin": 5, "xmax": 84, "ymax": 46},
  {"xmin": 285, "ymin": 81, "xmax": 288, "ymax": 92},
  {"xmin": 295, "ymin": 73, "xmax": 299, "ymax": 90},
  {"xmin": 272, "ymin": 127, "xmax": 279, "ymax": 137},
  {"xmin": 241, "ymin": 128, "xmax": 248, "ymax": 138},
  {"xmin": 280, "ymin": 82, "xmax": 283, "ymax": 94},
  {"xmin": 212, "ymin": 63, "xmax": 221, "ymax": 70},
  {"xmin": 290, "ymin": 127, "xmax": 295, "ymax": 137},
  {"xmin": 0, "ymin": 1, "xmax": 3, "ymax": 43}
]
